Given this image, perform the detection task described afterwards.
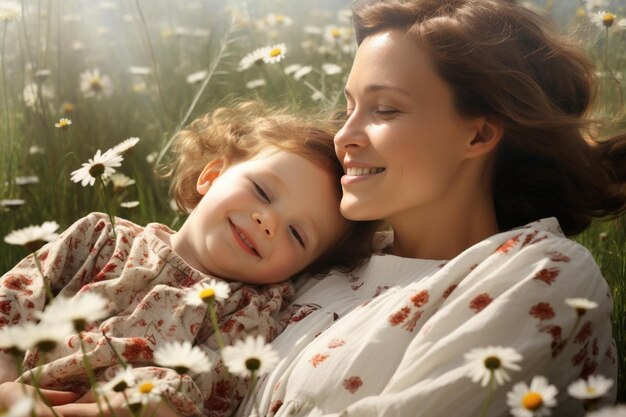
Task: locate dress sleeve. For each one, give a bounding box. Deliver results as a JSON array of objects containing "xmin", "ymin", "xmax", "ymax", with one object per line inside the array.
[
  {"xmin": 321, "ymin": 235, "xmax": 616, "ymax": 417},
  {"xmin": 0, "ymin": 213, "xmax": 115, "ymax": 329}
]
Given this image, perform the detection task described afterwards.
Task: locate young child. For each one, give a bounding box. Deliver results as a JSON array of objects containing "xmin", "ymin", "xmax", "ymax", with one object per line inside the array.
[{"xmin": 0, "ymin": 101, "xmax": 378, "ymax": 417}]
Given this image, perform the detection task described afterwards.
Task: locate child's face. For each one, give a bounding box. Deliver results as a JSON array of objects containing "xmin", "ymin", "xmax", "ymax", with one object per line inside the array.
[{"xmin": 178, "ymin": 148, "xmax": 349, "ymax": 284}]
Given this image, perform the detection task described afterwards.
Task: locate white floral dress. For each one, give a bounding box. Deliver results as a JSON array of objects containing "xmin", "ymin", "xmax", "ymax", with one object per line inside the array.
[
  {"xmin": 236, "ymin": 218, "xmax": 617, "ymax": 417},
  {"xmin": 0, "ymin": 212, "xmax": 295, "ymax": 417}
]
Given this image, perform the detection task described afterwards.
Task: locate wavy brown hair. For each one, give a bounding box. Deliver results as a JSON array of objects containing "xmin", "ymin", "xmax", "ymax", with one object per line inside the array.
[
  {"xmin": 353, "ymin": 0, "xmax": 626, "ymax": 235},
  {"xmin": 165, "ymin": 101, "xmax": 380, "ymax": 275}
]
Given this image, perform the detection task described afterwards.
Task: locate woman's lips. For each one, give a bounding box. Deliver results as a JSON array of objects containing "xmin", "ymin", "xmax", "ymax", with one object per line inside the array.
[{"xmin": 228, "ymin": 219, "xmax": 260, "ymax": 258}]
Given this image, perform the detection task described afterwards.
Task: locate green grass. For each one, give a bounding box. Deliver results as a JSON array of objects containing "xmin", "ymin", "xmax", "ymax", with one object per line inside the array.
[{"xmin": 0, "ymin": 0, "xmax": 624, "ymax": 405}]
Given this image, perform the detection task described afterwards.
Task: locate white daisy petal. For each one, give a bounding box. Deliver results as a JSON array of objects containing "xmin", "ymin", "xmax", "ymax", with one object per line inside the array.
[
  {"xmin": 153, "ymin": 341, "xmax": 213, "ymax": 374},
  {"xmin": 507, "ymin": 376, "xmax": 558, "ymax": 417},
  {"xmin": 185, "ymin": 280, "xmax": 231, "ymax": 306},
  {"xmin": 221, "ymin": 335, "xmax": 279, "ymax": 377},
  {"xmin": 36, "ymin": 293, "xmax": 109, "ymax": 331},
  {"xmin": 464, "ymin": 346, "xmax": 523, "ymax": 387},
  {"xmin": 4, "ymin": 221, "xmax": 59, "ymax": 247},
  {"xmin": 567, "ymin": 374, "xmax": 614, "ymax": 400}
]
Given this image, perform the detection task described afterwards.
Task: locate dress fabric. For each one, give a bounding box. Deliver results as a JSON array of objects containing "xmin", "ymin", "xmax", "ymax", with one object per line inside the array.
[
  {"xmin": 0, "ymin": 212, "xmax": 295, "ymax": 417},
  {"xmin": 236, "ymin": 218, "xmax": 617, "ymax": 417}
]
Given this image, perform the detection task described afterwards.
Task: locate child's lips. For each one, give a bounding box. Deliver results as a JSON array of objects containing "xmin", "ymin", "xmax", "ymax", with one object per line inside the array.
[{"xmin": 228, "ymin": 219, "xmax": 261, "ymax": 258}]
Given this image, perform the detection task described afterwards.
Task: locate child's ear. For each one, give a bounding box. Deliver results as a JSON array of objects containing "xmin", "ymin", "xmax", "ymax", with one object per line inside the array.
[
  {"xmin": 464, "ymin": 116, "xmax": 504, "ymax": 159},
  {"xmin": 197, "ymin": 159, "xmax": 225, "ymax": 195}
]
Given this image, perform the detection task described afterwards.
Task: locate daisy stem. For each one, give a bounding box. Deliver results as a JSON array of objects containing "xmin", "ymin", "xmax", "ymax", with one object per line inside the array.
[
  {"xmin": 133, "ymin": 0, "xmax": 169, "ymax": 129},
  {"xmin": 558, "ymin": 313, "xmax": 583, "ymax": 358},
  {"xmin": 96, "ymin": 176, "xmax": 117, "ymax": 239},
  {"xmin": 33, "ymin": 250, "xmax": 54, "ymax": 303},
  {"xmin": 29, "ymin": 354, "xmax": 63, "ymax": 417},
  {"xmin": 1, "ymin": 21, "xmax": 10, "ymax": 156},
  {"xmin": 278, "ymin": 62, "xmax": 296, "ymax": 104},
  {"xmin": 207, "ymin": 301, "xmax": 225, "ymax": 351},
  {"xmin": 249, "ymin": 371, "xmax": 260, "ymax": 417},
  {"xmin": 78, "ymin": 333, "xmax": 106, "ymax": 417},
  {"xmin": 101, "ymin": 330, "xmax": 128, "ymax": 368},
  {"xmin": 478, "ymin": 372, "xmax": 496, "ymax": 417},
  {"xmin": 102, "ymin": 394, "xmax": 120, "ymax": 417}
]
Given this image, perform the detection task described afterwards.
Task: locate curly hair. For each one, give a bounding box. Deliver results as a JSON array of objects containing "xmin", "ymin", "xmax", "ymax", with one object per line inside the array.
[
  {"xmin": 165, "ymin": 101, "xmax": 380, "ymax": 275},
  {"xmin": 353, "ymin": 0, "xmax": 626, "ymax": 235}
]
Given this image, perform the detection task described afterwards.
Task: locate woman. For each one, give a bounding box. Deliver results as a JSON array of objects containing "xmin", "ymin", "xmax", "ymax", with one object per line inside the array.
[{"xmin": 236, "ymin": 0, "xmax": 626, "ymax": 416}]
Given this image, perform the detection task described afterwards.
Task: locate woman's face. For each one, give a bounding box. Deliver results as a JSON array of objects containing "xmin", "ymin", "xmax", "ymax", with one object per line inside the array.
[{"xmin": 335, "ymin": 30, "xmax": 482, "ymax": 224}]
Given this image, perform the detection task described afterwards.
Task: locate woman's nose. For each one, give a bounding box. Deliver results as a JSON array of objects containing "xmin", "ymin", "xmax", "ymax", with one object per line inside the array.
[
  {"xmin": 334, "ymin": 111, "xmax": 368, "ymax": 151},
  {"xmin": 251, "ymin": 212, "xmax": 277, "ymax": 239}
]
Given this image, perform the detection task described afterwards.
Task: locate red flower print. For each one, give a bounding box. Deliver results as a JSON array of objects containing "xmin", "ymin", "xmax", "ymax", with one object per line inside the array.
[
  {"xmin": 388, "ymin": 306, "xmax": 411, "ymax": 326},
  {"xmin": 351, "ymin": 282, "xmax": 364, "ymax": 291},
  {"xmin": 533, "ymin": 268, "xmax": 560, "ymax": 285},
  {"xmin": 411, "ymin": 290, "xmax": 429, "ymax": 308},
  {"xmin": 571, "ymin": 344, "xmax": 588, "ymax": 366},
  {"xmin": 328, "ymin": 339, "xmax": 345, "ymax": 349},
  {"xmin": 538, "ymin": 324, "xmax": 563, "ymax": 357},
  {"xmin": 529, "ymin": 302, "xmax": 555, "ymax": 321},
  {"xmin": 94, "ymin": 263, "xmax": 117, "ymax": 282},
  {"xmin": 546, "ymin": 251, "xmax": 570, "ymax": 262},
  {"xmin": 592, "ymin": 338, "xmax": 599, "ymax": 357},
  {"xmin": 469, "ymin": 293, "xmax": 492, "ymax": 313},
  {"xmin": 0, "ymin": 301, "xmax": 11, "ymax": 315},
  {"xmin": 269, "ymin": 400, "xmax": 283, "ymax": 415},
  {"xmin": 574, "ymin": 321, "xmax": 592, "ymax": 345},
  {"xmin": 121, "ymin": 337, "xmax": 153, "ymax": 361},
  {"xmin": 403, "ymin": 310, "xmax": 423, "ymax": 332},
  {"xmin": 343, "ymin": 376, "xmax": 363, "ymax": 394},
  {"xmin": 3, "ymin": 275, "xmax": 34, "ymax": 295},
  {"xmin": 37, "ymin": 251, "xmax": 49, "ymax": 262},
  {"xmin": 580, "ymin": 359, "xmax": 598, "ymax": 379},
  {"xmin": 495, "ymin": 234, "xmax": 521, "ymax": 254},
  {"xmin": 442, "ymin": 284, "xmax": 457, "ymax": 299},
  {"xmin": 310, "ymin": 353, "xmax": 330, "ymax": 368},
  {"xmin": 95, "ymin": 220, "xmax": 105, "ymax": 232},
  {"xmin": 521, "ymin": 230, "xmax": 539, "ymax": 247}
]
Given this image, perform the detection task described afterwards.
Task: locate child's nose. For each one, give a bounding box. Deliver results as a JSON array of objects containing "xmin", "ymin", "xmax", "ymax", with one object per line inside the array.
[{"xmin": 251, "ymin": 212, "xmax": 276, "ymax": 239}]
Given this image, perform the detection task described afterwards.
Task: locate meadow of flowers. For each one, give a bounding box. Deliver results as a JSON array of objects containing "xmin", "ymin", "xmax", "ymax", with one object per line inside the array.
[{"xmin": 0, "ymin": 0, "xmax": 625, "ymax": 415}]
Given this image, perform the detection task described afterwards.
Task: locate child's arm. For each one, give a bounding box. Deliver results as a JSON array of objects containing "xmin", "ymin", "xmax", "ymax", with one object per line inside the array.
[
  {"xmin": 0, "ymin": 382, "xmax": 79, "ymax": 416},
  {"xmin": 53, "ymin": 391, "xmax": 182, "ymax": 417}
]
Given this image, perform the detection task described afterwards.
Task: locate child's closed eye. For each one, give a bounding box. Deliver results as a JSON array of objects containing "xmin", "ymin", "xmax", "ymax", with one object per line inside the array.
[
  {"xmin": 252, "ymin": 181, "xmax": 271, "ymax": 203},
  {"xmin": 289, "ymin": 226, "xmax": 305, "ymax": 248}
]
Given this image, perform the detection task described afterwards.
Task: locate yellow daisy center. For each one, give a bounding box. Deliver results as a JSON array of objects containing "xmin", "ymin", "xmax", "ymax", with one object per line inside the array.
[
  {"xmin": 90, "ymin": 78, "xmax": 103, "ymax": 92},
  {"xmin": 602, "ymin": 13, "xmax": 616, "ymax": 27},
  {"xmin": 269, "ymin": 47, "xmax": 282, "ymax": 57},
  {"xmin": 576, "ymin": 8, "xmax": 586, "ymax": 17},
  {"xmin": 522, "ymin": 392, "xmax": 543, "ymax": 410},
  {"xmin": 139, "ymin": 382, "xmax": 154, "ymax": 394},
  {"xmin": 586, "ymin": 386, "xmax": 597, "ymax": 394},
  {"xmin": 330, "ymin": 28, "xmax": 341, "ymax": 38},
  {"xmin": 483, "ymin": 356, "xmax": 501, "ymax": 370},
  {"xmin": 276, "ymin": 15, "xmax": 285, "ymax": 23},
  {"xmin": 199, "ymin": 287, "xmax": 215, "ymax": 301}
]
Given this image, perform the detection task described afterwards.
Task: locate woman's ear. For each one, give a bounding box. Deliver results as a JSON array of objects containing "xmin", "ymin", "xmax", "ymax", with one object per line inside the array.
[
  {"xmin": 197, "ymin": 159, "xmax": 225, "ymax": 195},
  {"xmin": 465, "ymin": 116, "xmax": 504, "ymax": 159}
]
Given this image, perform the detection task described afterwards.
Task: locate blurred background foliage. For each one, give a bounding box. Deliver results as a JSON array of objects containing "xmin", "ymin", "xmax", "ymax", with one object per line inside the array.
[{"xmin": 0, "ymin": 0, "xmax": 624, "ymax": 403}]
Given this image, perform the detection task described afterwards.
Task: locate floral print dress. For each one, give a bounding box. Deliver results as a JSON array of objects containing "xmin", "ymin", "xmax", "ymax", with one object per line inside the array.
[
  {"xmin": 0, "ymin": 212, "xmax": 295, "ymax": 417},
  {"xmin": 236, "ymin": 218, "xmax": 617, "ymax": 417}
]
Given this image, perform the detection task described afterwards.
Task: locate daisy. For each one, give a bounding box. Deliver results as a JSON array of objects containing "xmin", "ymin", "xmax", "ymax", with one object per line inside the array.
[
  {"xmin": 79, "ymin": 68, "xmax": 113, "ymax": 98},
  {"xmin": 0, "ymin": 199, "xmax": 26, "ymax": 209},
  {"xmin": 303, "ymin": 26, "xmax": 322, "ymax": 35},
  {"xmin": 4, "ymin": 221, "xmax": 59, "ymax": 248},
  {"xmin": 17, "ymin": 321, "xmax": 75, "ymax": 352},
  {"xmin": 185, "ymin": 280, "xmax": 231, "ymax": 306},
  {"xmin": 54, "ymin": 118, "xmax": 72, "ymax": 130},
  {"xmin": 97, "ymin": 366, "xmax": 136, "ymax": 394},
  {"xmin": 246, "ymin": 79, "xmax": 266, "ymax": 89},
  {"xmin": 28, "ymin": 145, "xmax": 44, "ymax": 155},
  {"xmin": 238, "ymin": 47, "xmax": 269, "ymax": 72},
  {"xmin": 507, "ymin": 376, "xmax": 558, "ymax": 417},
  {"xmin": 129, "ymin": 66, "xmax": 152, "ymax": 76},
  {"xmin": 23, "ymin": 83, "xmax": 53, "ymax": 108},
  {"xmin": 591, "ymin": 11, "xmax": 617, "ymax": 28},
  {"xmin": 283, "ymin": 64, "xmax": 301, "ymax": 75},
  {"xmin": 263, "ymin": 43, "xmax": 287, "ymax": 64},
  {"xmin": 112, "ymin": 137, "xmax": 140, "ymax": 154},
  {"xmin": 120, "ymin": 201, "xmax": 140, "ymax": 208},
  {"xmin": 0, "ymin": 397, "xmax": 34, "ymax": 417},
  {"xmin": 146, "ymin": 151, "xmax": 158, "ymax": 164},
  {"xmin": 293, "ymin": 66, "xmax": 312, "ymax": 80},
  {"xmin": 586, "ymin": 405, "xmax": 626, "ymax": 417},
  {"xmin": 221, "ymin": 335, "xmax": 279, "ymax": 378},
  {"xmin": 106, "ymin": 173, "xmax": 136, "ymax": 192},
  {"xmin": 0, "ymin": 324, "xmax": 28, "ymax": 353},
  {"xmin": 568, "ymin": 375, "xmax": 614, "ymax": 400},
  {"xmin": 322, "ymin": 63, "xmax": 342, "ymax": 75},
  {"xmin": 265, "ymin": 13, "xmax": 292, "ymax": 27},
  {"xmin": 15, "ymin": 176, "xmax": 39, "ymax": 186},
  {"xmin": 70, "ymin": 148, "xmax": 123, "ymax": 187},
  {"xmin": 186, "ymin": 70, "xmax": 208, "ymax": 84},
  {"xmin": 35, "ymin": 69, "xmax": 51, "ymax": 81},
  {"xmin": 0, "ymin": 1, "xmax": 20, "ymax": 22},
  {"xmin": 153, "ymin": 341, "xmax": 213, "ymax": 375},
  {"xmin": 464, "ymin": 346, "xmax": 523, "ymax": 387},
  {"xmin": 61, "ymin": 102, "xmax": 75, "ymax": 114},
  {"xmin": 35, "ymin": 293, "xmax": 109, "ymax": 332},
  {"xmin": 127, "ymin": 379, "xmax": 166, "ymax": 407},
  {"xmin": 565, "ymin": 298, "xmax": 598, "ymax": 315}
]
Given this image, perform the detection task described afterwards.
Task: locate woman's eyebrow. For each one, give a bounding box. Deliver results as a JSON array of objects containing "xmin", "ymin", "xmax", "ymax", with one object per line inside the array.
[{"xmin": 344, "ymin": 84, "xmax": 412, "ymax": 98}]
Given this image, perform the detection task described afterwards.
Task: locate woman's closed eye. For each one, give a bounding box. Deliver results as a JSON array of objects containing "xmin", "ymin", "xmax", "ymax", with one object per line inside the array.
[
  {"xmin": 289, "ymin": 226, "xmax": 306, "ymax": 248},
  {"xmin": 374, "ymin": 106, "xmax": 399, "ymax": 116},
  {"xmin": 252, "ymin": 181, "xmax": 271, "ymax": 203}
]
